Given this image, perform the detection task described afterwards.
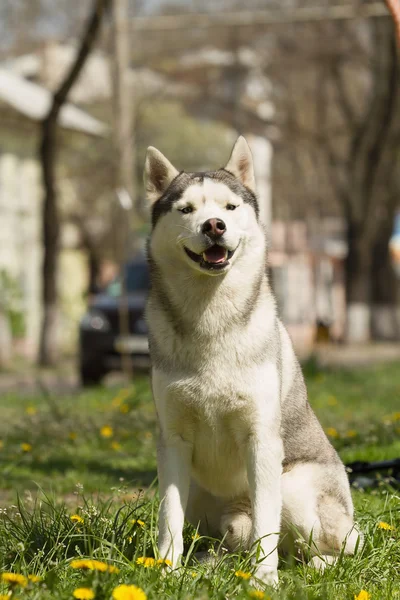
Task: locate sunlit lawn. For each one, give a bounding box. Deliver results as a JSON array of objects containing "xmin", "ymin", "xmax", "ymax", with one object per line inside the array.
[{"xmin": 0, "ymin": 362, "xmax": 399, "ymax": 599}]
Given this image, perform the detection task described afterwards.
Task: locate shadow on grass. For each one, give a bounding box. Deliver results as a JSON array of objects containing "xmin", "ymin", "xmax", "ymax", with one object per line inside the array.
[{"xmin": 6, "ymin": 454, "xmax": 157, "ymax": 489}]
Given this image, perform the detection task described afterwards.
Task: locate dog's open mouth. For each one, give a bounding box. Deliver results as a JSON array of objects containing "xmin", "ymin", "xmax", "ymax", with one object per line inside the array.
[{"xmin": 184, "ymin": 245, "xmax": 235, "ymax": 270}]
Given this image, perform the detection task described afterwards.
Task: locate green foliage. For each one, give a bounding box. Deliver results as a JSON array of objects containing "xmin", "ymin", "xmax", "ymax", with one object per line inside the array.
[{"xmin": 0, "ymin": 365, "xmax": 400, "ymax": 598}]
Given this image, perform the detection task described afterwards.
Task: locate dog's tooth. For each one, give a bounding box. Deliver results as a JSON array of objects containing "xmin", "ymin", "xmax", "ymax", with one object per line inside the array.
[{"xmin": 202, "ymin": 252, "xmax": 208, "ymax": 262}]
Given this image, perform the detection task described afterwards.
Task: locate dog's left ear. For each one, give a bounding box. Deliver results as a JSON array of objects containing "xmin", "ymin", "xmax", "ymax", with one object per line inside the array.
[{"xmin": 224, "ymin": 136, "xmax": 256, "ymax": 193}]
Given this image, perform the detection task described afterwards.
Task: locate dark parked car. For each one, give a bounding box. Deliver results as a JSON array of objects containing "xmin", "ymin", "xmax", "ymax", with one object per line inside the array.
[{"xmin": 79, "ymin": 257, "xmax": 150, "ymax": 385}]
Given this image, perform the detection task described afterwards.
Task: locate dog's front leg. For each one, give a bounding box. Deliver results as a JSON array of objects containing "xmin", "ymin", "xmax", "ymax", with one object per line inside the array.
[
  {"xmin": 157, "ymin": 436, "xmax": 192, "ymax": 568},
  {"xmin": 247, "ymin": 431, "xmax": 283, "ymax": 587}
]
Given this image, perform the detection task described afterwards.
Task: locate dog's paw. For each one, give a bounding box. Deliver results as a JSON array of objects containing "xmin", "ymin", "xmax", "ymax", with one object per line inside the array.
[{"xmin": 252, "ymin": 565, "xmax": 279, "ymax": 588}]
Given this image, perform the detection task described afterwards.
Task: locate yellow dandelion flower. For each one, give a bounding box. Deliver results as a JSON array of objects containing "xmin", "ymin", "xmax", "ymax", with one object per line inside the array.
[
  {"xmin": 25, "ymin": 406, "xmax": 37, "ymax": 415},
  {"xmin": 28, "ymin": 574, "xmax": 41, "ymax": 582},
  {"xmin": 191, "ymin": 533, "xmax": 200, "ymax": 540},
  {"xmin": 21, "ymin": 443, "xmax": 32, "ymax": 452},
  {"xmin": 378, "ymin": 521, "xmax": 395, "ymax": 531},
  {"xmin": 191, "ymin": 571, "xmax": 197, "ymax": 578},
  {"xmin": 69, "ymin": 432, "xmax": 77, "ymax": 441},
  {"xmin": 156, "ymin": 558, "xmax": 172, "ymax": 567},
  {"xmin": 391, "ymin": 412, "xmax": 400, "ymax": 421},
  {"xmin": 70, "ymin": 514, "xmax": 84, "ymax": 524},
  {"xmin": 111, "ymin": 441, "xmax": 121, "ymax": 451},
  {"xmin": 234, "ymin": 570, "xmax": 251, "ymax": 580},
  {"xmin": 354, "ymin": 591, "xmax": 371, "ymax": 600},
  {"xmin": 136, "ymin": 557, "xmax": 156, "ymax": 568},
  {"xmin": 70, "ymin": 559, "xmax": 108, "ymax": 572},
  {"xmin": 100, "ymin": 425, "xmax": 113, "ymax": 438},
  {"xmin": 327, "ymin": 395, "xmax": 338, "ymax": 406},
  {"xmin": 346, "ymin": 429, "xmax": 357, "ymax": 438},
  {"xmin": 325, "ymin": 427, "xmax": 339, "ymax": 438},
  {"xmin": 127, "ymin": 536, "xmax": 133, "ymax": 543},
  {"xmin": 1, "ymin": 572, "xmax": 28, "ymax": 587},
  {"xmin": 131, "ymin": 519, "xmax": 145, "ymax": 528},
  {"xmin": 0, "ymin": 595, "xmax": 11, "ymax": 600},
  {"xmin": 249, "ymin": 591, "xmax": 268, "ymax": 599},
  {"xmin": 112, "ymin": 584, "xmax": 147, "ymax": 600},
  {"xmin": 73, "ymin": 588, "xmax": 95, "ymax": 600},
  {"xmin": 108, "ymin": 565, "xmax": 120, "ymax": 574},
  {"xmin": 120, "ymin": 404, "xmax": 129, "ymax": 414}
]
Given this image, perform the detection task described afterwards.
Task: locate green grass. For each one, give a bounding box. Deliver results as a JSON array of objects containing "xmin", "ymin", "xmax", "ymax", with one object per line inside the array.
[{"xmin": 0, "ymin": 362, "xmax": 400, "ymax": 599}]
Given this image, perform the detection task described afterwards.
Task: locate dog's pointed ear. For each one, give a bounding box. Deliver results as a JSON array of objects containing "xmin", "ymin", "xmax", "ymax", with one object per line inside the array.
[
  {"xmin": 224, "ymin": 136, "xmax": 256, "ymax": 192},
  {"xmin": 144, "ymin": 147, "xmax": 179, "ymax": 204}
]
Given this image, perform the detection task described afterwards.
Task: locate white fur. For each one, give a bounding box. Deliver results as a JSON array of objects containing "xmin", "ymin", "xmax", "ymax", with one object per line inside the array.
[{"xmin": 146, "ymin": 138, "xmax": 360, "ymax": 587}]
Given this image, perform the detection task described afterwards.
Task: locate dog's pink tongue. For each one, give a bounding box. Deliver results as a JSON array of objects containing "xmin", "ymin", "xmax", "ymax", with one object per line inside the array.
[{"xmin": 204, "ymin": 245, "xmax": 227, "ymax": 264}]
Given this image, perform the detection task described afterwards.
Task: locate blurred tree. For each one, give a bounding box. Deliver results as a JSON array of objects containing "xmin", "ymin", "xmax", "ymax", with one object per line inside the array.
[{"xmin": 38, "ymin": 0, "xmax": 111, "ymax": 366}]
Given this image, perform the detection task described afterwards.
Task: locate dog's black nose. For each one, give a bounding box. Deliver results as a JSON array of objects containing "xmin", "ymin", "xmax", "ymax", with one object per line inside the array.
[{"xmin": 202, "ymin": 218, "xmax": 226, "ymax": 238}]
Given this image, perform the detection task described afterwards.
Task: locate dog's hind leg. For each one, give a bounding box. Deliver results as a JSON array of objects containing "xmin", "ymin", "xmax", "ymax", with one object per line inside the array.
[
  {"xmin": 186, "ymin": 483, "xmax": 253, "ymax": 551},
  {"xmin": 281, "ymin": 462, "xmax": 362, "ymax": 567},
  {"xmin": 219, "ymin": 496, "xmax": 252, "ymax": 551}
]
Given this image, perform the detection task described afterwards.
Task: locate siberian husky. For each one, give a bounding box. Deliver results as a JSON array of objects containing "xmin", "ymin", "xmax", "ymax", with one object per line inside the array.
[{"xmin": 144, "ymin": 137, "xmax": 360, "ymax": 586}]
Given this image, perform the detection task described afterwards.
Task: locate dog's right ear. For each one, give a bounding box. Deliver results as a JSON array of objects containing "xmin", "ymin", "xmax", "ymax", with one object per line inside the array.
[{"xmin": 144, "ymin": 147, "xmax": 179, "ymax": 204}]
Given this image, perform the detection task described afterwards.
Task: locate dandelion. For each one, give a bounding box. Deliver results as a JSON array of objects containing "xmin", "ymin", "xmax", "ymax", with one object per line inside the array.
[
  {"xmin": 1, "ymin": 572, "xmax": 28, "ymax": 587},
  {"xmin": 234, "ymin": 570, "xmax": 252, "ymax": 580},
  {"xmin": 249, "ymin": 591, "xmax": 268, "ymax": 599},
  {"xmin": 70, "ymin": 514, "xmax": 84, "ymax": 524},
  {"xmin": 70, "ymin": 559, "xmax": 109, "ymax": 572},
  {"xmin": 73, "ymin": 588, "xmax": 95, "ymax": 600},
  {"xmin": 111, "ymin": 441, "xmax": 121, "ymax": 451},
  {"xmin": 21, "ymin": 443, "xmax": 32, "ymax": 452},
  {"xmin": 108, "ymin": 566, "xmax": 120, "ymax": 574},
  {"xmin": 378, "ymin": 521, "xmax": 395, "ymax": 531},
  {"xmin": 25, "ymin": 406, "xmax": 37, "ymax": 415},
  {"xmin": 156, "ymin": 559, "xmax": 172, "ymax": 567},
  {"xmin": 325, "ymin": 427, "xmax": 339, "ymax": 438},
  {"xmin": 100, "ymin": 425, "xmax": 113, "ymax": 438},
  {"xmin": 191, "ymin": 533, "xmax": 200, "ymax": 540},
  {"xmin": 354, "ymin": 591, "xmax": 371, "ymax": 600},
  {"xmin": 346, "ymin": 430, "xmax": 357, "ymax": 438},
  {"xmin": 120, "ymin": 404, "xmax": 129, "ymax": 414},
  {"xmin": 136, "ymin": 557, "xmax": 156, "ymax": 568},
  {"xmin": 28, "ymin": 574, "xmax": 41, "ymax": 582},
  {"xmin": 112, "ymin": 584, "xmax": 147, "ymax": 600},
  {"xmin": 69, "ymin": 432, "xmax": 77, "ymax": 441},
  {"xmin": 0, "ymin": 595, "xmax": 12, "ymax": 600},
  {"xmin": 131, "ymin": 519, "xmax": 145, "ymax": 528}
]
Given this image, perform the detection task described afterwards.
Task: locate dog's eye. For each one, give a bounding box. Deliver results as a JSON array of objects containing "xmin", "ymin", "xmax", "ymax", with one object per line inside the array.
[
  {"xmin": 179, "ymin": 206, "xmax": 193, "ymax": 214},
  {"xmin": 226, "ymin": 204, "xmax": 237, "ymax": 211}
]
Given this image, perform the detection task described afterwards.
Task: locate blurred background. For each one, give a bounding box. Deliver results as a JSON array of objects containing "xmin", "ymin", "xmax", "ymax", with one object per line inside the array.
[{"xmin": 0, "ymin": 0, "xmax": 400, "ymax": 387}]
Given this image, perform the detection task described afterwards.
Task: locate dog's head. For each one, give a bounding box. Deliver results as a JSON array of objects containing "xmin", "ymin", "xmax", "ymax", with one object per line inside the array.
[{"xmin": 145, "ymin": 136, "xmax": 263, "ymax": 276}]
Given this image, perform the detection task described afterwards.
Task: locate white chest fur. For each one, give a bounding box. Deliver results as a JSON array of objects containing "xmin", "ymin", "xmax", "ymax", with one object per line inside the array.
[{"xmin": 153, "ymin": 358, "xmax": 281, "ymax": 498}]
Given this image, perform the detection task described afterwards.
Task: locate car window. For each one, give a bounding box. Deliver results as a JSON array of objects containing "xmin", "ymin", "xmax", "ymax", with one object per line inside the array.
[{"xmin": 106, "ymin": 262, "xmax": 149, "ymax": 296}]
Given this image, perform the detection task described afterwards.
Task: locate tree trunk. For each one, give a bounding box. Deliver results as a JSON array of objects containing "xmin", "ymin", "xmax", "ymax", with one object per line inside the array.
[
  {"xmin": 345, "ymin": 221, "xmax": 372, "ymax": 343},
  {"xmin": 371, "ymin": 210, "xmax": 399, "ymax": 340},
  {"xmin": 38, "ymin": 0, "xmax": 110, "ymax": 366},
  {"xmin": 38, "ymin": 121, "xmax": 60, "ymax": 365}
]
